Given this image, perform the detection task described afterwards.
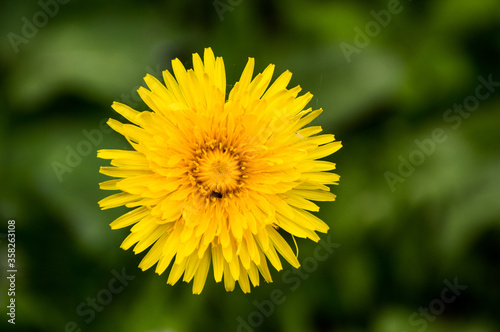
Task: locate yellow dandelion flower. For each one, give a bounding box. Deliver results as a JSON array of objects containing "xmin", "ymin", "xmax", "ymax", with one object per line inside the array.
[{"xmin": 98, "ymin": 48, "xmax": 342, "ymax": 294}]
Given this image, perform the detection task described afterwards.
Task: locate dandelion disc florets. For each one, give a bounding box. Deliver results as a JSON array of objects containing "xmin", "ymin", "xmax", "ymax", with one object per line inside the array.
[{"xmin": 98, "ymin": 48, "xmax": 341, "ymax": 294}]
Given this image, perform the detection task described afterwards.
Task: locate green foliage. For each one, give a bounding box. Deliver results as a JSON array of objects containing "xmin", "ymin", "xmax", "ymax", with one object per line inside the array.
[{"xmin": 1, "ymin": 0, "xmax": 499, "ymax": 331}]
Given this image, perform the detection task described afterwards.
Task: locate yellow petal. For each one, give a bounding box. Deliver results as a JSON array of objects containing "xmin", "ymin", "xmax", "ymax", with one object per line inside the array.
[
  {"xmin": 98, "ymin": 192, "xmax": 138, "ymax": 210},
  {"xmin": 193, "ymin": 249, "xmax": 211, "ymax": 294},
  {"xmin": 110, "ymin": 206, "xmax": 149, "ymax": 229},
  {"xmin": 268, "ymin": 226, "xmax": 300, "ymax": 268},
  {"xmin": 212, "ymin": 244, "xmax": 224, "ymax": 282},
  {"xmin": 307, "ymin": 141, "xmax": 342, "ymax": 160}
]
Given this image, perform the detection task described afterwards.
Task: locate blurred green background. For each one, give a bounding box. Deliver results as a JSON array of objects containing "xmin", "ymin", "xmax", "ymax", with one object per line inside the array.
[{"xmin": 1, "ymin": 0, "xmax": 499, "ymax": 331}]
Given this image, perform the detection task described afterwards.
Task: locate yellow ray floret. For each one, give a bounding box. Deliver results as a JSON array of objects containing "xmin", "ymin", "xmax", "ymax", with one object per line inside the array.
[{"xmin": 98, "ymin": 48, "xmax": 341, "ymax": 294}]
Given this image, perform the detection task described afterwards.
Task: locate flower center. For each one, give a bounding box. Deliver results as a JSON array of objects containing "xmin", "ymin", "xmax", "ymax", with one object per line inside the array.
[
  {"xmin": 210, "ymin": 160, "xmax": 231, "ymax": 181},
  {"xmin": 188, "ymin": 142, "xmax": 247, "ymax": 201}
]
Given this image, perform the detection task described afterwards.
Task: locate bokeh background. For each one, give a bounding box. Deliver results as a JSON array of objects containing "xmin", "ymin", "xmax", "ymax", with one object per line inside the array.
[{"xmin": 1, "ymin": 0, "xmax": 499, "ymax": 331}]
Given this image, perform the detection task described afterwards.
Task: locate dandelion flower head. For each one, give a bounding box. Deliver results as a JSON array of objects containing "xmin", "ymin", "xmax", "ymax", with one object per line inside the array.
[{"xmin": 98, "ymin": 48, "xmax": 341, "ymax": 294}]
